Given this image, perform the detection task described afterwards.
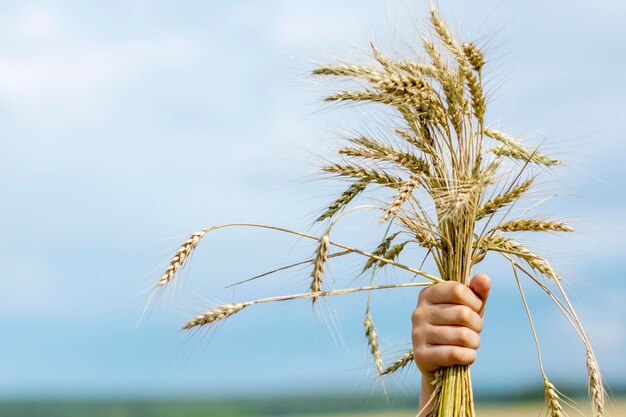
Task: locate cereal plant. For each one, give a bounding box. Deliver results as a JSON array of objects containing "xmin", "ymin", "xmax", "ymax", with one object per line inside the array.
[{"xmin": 154, "ymin": 6, "xmax": 605, "ymax": 417}]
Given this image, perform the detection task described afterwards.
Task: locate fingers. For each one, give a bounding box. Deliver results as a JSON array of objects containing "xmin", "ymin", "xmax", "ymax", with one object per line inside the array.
[
  {"xmin": 421, "ymin": 280, "xmax": 483, "ymax": 313},
  {"xmin": 414, "ymin": 345, "xmax": 477, "ymax": 370},
  {"xmin": 422, "ymin": 325, "xmax": 480, "ymax": 349},
  {"xmin": 469, "ymin": 273, "xmax": 491, "ymax": 316},
  {"xmin": 426, "ymin": 303, "xmax": 483, "ymax": 333},
  {"xmin": 411, "ymin": 273, "xmax": 490, "ymax": 376}
]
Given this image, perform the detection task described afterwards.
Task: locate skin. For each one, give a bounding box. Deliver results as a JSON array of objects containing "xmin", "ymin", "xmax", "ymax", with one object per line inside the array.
[{"xmin": 411, "ymin": 273, "xmax": 491, "ymax": 412}]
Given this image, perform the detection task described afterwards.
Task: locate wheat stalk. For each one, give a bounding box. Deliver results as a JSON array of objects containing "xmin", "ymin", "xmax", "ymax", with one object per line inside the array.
[{"xmin": 181, "ymin": 282, "xmax": 433, "ymax": 331}]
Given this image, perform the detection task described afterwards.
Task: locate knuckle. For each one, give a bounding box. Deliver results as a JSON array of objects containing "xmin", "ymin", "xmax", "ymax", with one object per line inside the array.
[
  {"xmin": 467, "ymin": 350, "xmax": 477, "ymax": 365},
  {"xmin": 459, "ymin": 328, "xmax": 475, "ymax": 346},
  {"xmin": 412, "ymin": 325, "xmax": 428, "ymax": 344},
  {"xmin": 451, "ymin": 284, "xmax": 466, "ymax": 302},
  {"xmin": 456, "ymin": 306, "xmax": 472, "ymax": 325},
  {"xmin": 411, "ymin": 307, "xmax": 424, "ymax": 325},
  {"xmin": 411, "ymin": 308, "xmax": 419, "ymax": 323},
  {"xmin": 447, "ymin": 348, "xmax": 463, "ymax": 364},
  {"xmin": 413, "ymin": 345, "xmax": 427, "ymax": 364},
  {"xmin": 411, "ymin": 327, "xmax": 420, "ymax": 340},
  {"xmin": 449, "ymin": 348, "xmax": 476, "ymax": 366},
  {"xmin": 412, "ymin": 345, "xmax": 423, "ymax": 358}
]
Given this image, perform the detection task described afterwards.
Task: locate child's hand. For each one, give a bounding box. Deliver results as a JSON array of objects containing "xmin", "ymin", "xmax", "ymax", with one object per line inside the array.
[{"xmin": 411, "ymin": 273, "xmax": 491, "ymax": 383}]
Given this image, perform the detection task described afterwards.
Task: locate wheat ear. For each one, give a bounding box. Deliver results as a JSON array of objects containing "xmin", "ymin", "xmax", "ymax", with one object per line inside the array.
[
  {"xmin": 182, "ymin": 303, "xmax": 248, "ymax": 329},
  {"xmin": 380, "ymin": 349, "xmax": 414, "ymax": 376},
  {"xmin": 310, "ymin": 231, "xmax": 330, "ymax": 303},
  {"xmin": 370, "ymin": 41, "xmax": 393, "ymax": 72},
  {"xmin": 481, "ymin": 233, "xmax": 558, "ymax": 279},
  {"xmin": 496, "ymin": 219, "xmax": 573, "ymax": 233},
  {"xmin": 477, "ymin": 177, "xmax": 534, "ymax": 219},
  {"xmin": 544, "ymin": 376, "xmax": 565, "ymax": 417},
  {"xmin": 484, "ymin": 128, "xmax": 560, "ymax": 166},
  {"xmin": 462, "ymin": 43, "xmax": 484, "ymax": 72},
  {"xmin": 316, "ymin": 180, "xmax": 368, "ymax": 222},
  {"xmin": 362, "ymin": 232, "xmax": 400, "ymax": 272},
  {"xmin": 322, "ymin": 163, "xmax": 403, "ymax": 187},
  {"xmin": 364, "ymin": 307, "xmax": 384, "ymax": 374},
  {"xmin": 587, "ymin": 349, "xmax": 606, "ymax": 417},
  {"xmin": 428, "ymin": 6, "xmax": 468, "ymax": 72},
  {"xmin": 381, "ymin": 175, "xmax": 420, "ymax": 222},
  {"xmin": 158, "ymin": 230, "xmax": 208, "ymax": 287},
  {"xmin": 378, "ymin": 242, "xmax": 408, "ymax": 267}
]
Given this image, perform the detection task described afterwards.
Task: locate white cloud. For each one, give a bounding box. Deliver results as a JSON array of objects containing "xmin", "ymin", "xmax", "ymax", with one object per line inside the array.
[
  {"xmin": 0, "ymin": 5, "xmax": 199, "ymax": 123},
  {"xmin": 7, "ymin": 5, "xmax": 64, "ymax": 40},
  {"xmin": 0, "ymin": 39, "xmax": 198, "ymax": 112}
]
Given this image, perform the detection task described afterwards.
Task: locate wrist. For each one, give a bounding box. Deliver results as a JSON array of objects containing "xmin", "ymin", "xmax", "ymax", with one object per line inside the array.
[{"xmin": 419, "ymin": 373, "xmax": 436, "ymax": 412}]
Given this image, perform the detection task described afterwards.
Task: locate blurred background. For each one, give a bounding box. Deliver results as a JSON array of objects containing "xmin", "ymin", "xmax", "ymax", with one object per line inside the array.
[{"xmin": 1, "ymin": 1, "xmax": 625, "ymax": 416}]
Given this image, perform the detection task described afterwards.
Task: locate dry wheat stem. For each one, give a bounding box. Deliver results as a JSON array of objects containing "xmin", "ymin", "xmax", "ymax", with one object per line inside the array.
[
  {"xmin": 512, "ymin": 261, "xmax": 567, "ymax": 417},
  {"xmin": 225, "ymin": 249, "xmax": 352, "ymax": 289},
  {"xmin": 552, "ymin": 278, "xmax": 607, "ymax": 416},
  {"xmin": 159, "ymin": 223, "xmax": 441, "ymax": 286},
  {"xmin": 506, "ymin": 252, "xmax": 606, "ymax": 416},
  {"xmin": 503, "ymin": 254, "xmax": 585, "ymax": 341},
  {"xmin": 511, "ymin": 262, "xmax": 546, "ymax": 371},
  {"xmin": 181, "ymin": 281, "xmax": 434, "ymax": 330}
]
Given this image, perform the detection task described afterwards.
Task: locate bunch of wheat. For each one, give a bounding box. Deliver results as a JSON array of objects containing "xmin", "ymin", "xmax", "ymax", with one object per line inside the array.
[{"xmin": 154, "ymin": 7, "xmax": 605, "ymax": 417}]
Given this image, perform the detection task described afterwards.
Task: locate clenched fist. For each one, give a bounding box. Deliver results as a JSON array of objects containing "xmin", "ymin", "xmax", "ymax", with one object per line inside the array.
[{"xmin": 411, "ymin": 273, "xmax": 491, "ymax": 409}]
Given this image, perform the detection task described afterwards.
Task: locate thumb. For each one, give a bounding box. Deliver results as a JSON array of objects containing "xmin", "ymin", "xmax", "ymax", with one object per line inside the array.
[{"xmin": 469, "ymin": 273, "xmax": 491, "ymax": 316}]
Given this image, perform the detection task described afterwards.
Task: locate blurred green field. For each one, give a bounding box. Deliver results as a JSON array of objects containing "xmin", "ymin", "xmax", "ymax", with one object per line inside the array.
[
  {"xmin": 316, "ymin": 399, "xmax": 626, "ymax": 417},
  {"xmin": 1, "ymin": 398, "xmax": 624, "ymax": 417}
]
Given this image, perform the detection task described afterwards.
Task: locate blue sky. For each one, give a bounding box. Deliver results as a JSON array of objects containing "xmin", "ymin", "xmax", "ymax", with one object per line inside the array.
[{"xmin": 1, "ymin": 0, "xmax": 625, "ymax": 399}]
